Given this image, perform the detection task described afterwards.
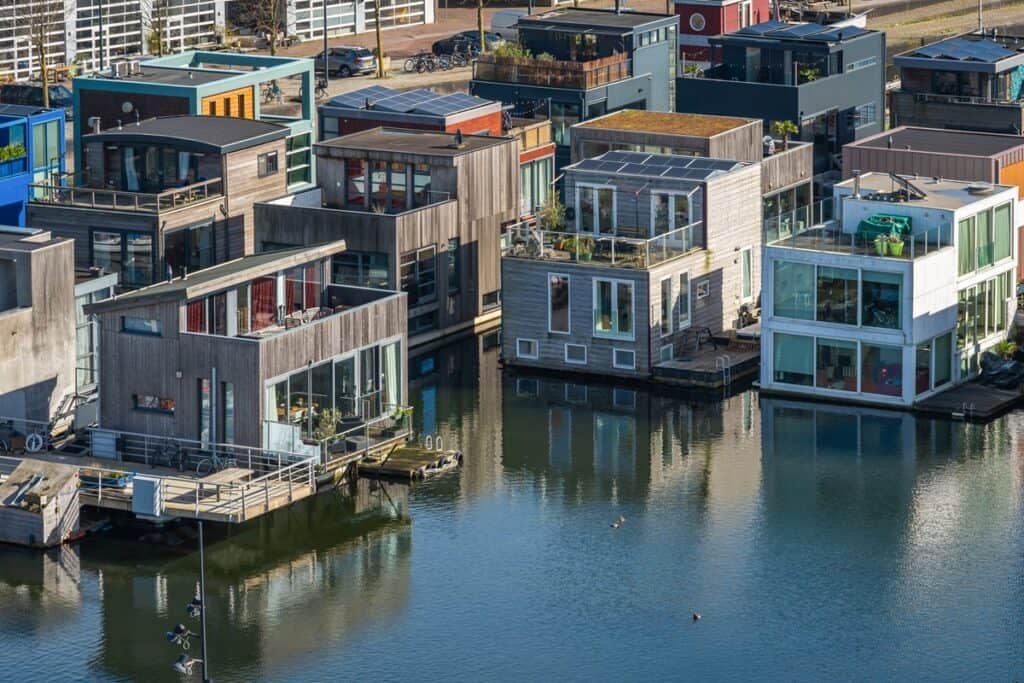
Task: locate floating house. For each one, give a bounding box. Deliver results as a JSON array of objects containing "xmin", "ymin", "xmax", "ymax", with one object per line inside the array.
[
  {"xmin": 889, "ymin": 32, "xmax": 1024, "ymax": 134},
  {"xmin": 85, "ymin": 242, "xmax": 407, "ymax": 449},
  {"xmin": 760, "ymin": 172, "xmax": 1018, "ymax": 407},
  {"xmin": 502, "ymin": 150, "xmax": 762, "ymax": 379},
  {"xmin": 255, "ymin": 128, "xmax": 519, "ymax": 345},
  {"xmin": 0, "ymin": 105, "xmax": 65, "ymax": 226}
]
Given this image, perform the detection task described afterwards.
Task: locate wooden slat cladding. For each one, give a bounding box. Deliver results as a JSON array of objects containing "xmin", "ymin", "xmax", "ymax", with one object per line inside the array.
[
  {"xmin": 223, "ymin": 139, "xmax": 290, "ymax": 256},
  {"xmin": 761, "ymin": 144, "xmax": 814, "ymax": 195},
  {"xmin": 201, "ymin": 86, "xmax": 255, "ymax": 119}
]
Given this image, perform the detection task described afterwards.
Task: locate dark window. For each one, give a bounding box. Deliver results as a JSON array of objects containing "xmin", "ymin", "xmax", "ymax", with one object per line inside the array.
[
  {"xmin": 332, "ymin": 251, "xmax": 389, "ymax": 289},
  {"xmin": 400, "ymin": 246, "xmax": 437, "ymax": 307},
  {"xmin": 258, "ymin": 151, "xmax": 279, "ymax": 177},
  {"xmin": 447, "ymin": 239, "xmax": 460, "ymax": 294},
  {"xmin": 122, "ymin": 316, "xmax": 162, "ymax": 335},
  {"xmin": 483, "ymin": 290, "xmax": 502, "ymax": 310}
]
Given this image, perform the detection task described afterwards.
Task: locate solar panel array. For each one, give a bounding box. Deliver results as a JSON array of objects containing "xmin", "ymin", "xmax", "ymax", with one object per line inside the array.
[
  {"xmin": 328, "ymin": 86, "xmax": 488, "ymax": 116},
  {"xmin": 571, "ymin": 152, "xmax": 744, "ymax": 182},
  {"xmin": 911, "ymin": 36, "xmax": 1017, "ymax": 63},
  {"xmin": 733, "ymin": 20, "xmax": 868, "ymax": 43}
]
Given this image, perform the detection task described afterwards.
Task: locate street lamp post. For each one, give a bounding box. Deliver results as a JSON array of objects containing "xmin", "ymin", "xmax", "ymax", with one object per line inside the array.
[
  {"xmin": 197, "ymin": 521, "xmax": 210, "ymax": 683},
  {"xmin": 165, "ymin": 520, "xmax": 211, "ymax": 681}
]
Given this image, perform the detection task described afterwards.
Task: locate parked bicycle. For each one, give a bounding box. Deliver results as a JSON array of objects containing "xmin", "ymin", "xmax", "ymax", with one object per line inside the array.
[
  {"xmin": 155, "ymin": 439, "xmax": 185, "ymax": 471},
  {"xmin": 263, "ymin": 81, "xmax": 283, "ymax": 104},
  {"xmin": 315, "ymin": 77, "xmax": 329, "ymax": 99},
  {"xmin": 403, "ymin": 52, "xmax": 439, "ymax": 73},
  {"xmin": 195, "ymin": 450, "xmax": 237, "ymax": 476}
]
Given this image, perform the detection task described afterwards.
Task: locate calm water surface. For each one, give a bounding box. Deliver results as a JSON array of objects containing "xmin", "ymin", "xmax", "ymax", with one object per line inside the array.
[{"xmin": 2, "ymin": 334, "xmax": 1023, "ymax": 682}]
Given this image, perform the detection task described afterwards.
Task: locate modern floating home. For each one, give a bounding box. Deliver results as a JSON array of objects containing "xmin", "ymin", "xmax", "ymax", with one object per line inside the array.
[
  {"xmin": 254, "ymin": 128, "xmax": 519, "ymax": 345},
  {"xmin": 470, "ymin": 8, "xmax": 680, "ymax": 170},
  {"xmin": 502, "ymin": 150, "xmax": 763, "ymax": 379},
  {"xmin": 889, "ymin": 32, "xmax": 1024, "ymax": 134},
  {"xmin": 0, "ymin": 105, "xmax": 65, "ymax": 226},
  {"xmin": 569, "ymin": 109, "xmax": 814, "ymax": 229},
  {"xmin": 72, "ymin": 51, "xmax": 317, "ymax": 191},
  {"xmin": 27, "ymin": 116, "xmax": 291, "ymax": 288},
  {"xmin": 85, "ymin": 242, "xmax": 407, "ymax": 449},
  {"xmin": 760, "ymin": 172, "xmax": 1018, "ymax": 407},
  {"xmin": 842, "ymin": 126, "xmax": 1024, "ymax": 278},
  {"xmin": 676, "ymin": 20, "xmax": 885, "ymax": 175}
]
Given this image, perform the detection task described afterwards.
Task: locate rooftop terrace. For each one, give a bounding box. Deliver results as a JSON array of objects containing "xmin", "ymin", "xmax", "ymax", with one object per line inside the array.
[
  {"xmin": 575, "ymin": 110, "xmax": 755, "ymax": 137},
  {"xmin": 836, "ymin": 172, "xmax": 1017, "ymax": 211}
]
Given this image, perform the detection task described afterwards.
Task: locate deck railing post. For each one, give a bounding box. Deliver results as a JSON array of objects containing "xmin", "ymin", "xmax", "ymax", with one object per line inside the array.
[
  {"xmin": 264, "ymin": 480, "xmax": 270, "ymax": 511},
  {"xmin": 98, "ymin": 472, "xmax": 102, "ymax": 503},
  {"xmin": 195, "ymin": 482, "xmax": 200, "ymax": 515},
  {"xmin": 241, "ymin": 487, "xmax": 247, "ymax": 521}
]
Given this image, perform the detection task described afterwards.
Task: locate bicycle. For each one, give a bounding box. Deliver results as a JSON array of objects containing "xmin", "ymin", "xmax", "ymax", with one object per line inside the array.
[
  {"xmin": 195, "ymin": 450, "xmax": 237, "ymax": 476},
  {"xmin": 263, "ymin": 82, "xmax": 283, "ymax": 104},
  {"xmin": 155, "ymin": 439, "xmax": 185, "ymax": 471},
  {"xmin": 404, "ymin": 52, "xmax": 436, "ymax": 73},
  {"xmin": 315, "ymin": 77, "xmax": 328, "ymax": 99}
]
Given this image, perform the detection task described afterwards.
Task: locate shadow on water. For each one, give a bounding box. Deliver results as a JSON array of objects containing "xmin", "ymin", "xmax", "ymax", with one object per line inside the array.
[{"xmin": 0, "ymin": 330, "xmax": 1022, "ymax": 681}]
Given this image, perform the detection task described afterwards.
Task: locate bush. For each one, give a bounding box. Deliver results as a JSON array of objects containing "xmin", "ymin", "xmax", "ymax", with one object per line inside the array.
[
  {"xmin": 492, "ymin": 42, "xmax": 532, "ymax": 59},
  {"xmin": 0, "ymin": 143, "xmax": 26, "ymax": 162},
  {"xmin": 537, "ymin": 193, "xmax": 565, "ymax": 230}
]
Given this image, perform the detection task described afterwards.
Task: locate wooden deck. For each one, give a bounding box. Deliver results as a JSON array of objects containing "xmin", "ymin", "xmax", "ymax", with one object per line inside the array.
[
  {"xmin": 914, "ymin": 381, "xmax": 1023, "ymax": 420},
  {"xmin": 358, "ymin": 446, "xmax": 463, "ymax": 480},
  {"xmin": 655, "ymin": 340, "xmax": 760, "ymax": 388}
]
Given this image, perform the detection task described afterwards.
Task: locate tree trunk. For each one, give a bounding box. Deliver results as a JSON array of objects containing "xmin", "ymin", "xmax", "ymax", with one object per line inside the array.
[
  {"xmin": 374, "ymin": 0, "xmax": 384, "ymax": 78},
  {"xmin": 478, "ymin": 0, "xmax": 485, "ymax": 54},
  {"xmin": 39, "ymin": 48, "xmax": 49, "ymax": 109}
]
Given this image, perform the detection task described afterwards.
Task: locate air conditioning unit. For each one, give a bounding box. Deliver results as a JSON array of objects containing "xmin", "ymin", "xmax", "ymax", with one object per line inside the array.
[
  {"xmin": 114, "ymin": 62, "xmax": 130, "ymax": 78},
  {"xmin": 130, "ymin": 60, "xmax": 141, "ymax": 75}
]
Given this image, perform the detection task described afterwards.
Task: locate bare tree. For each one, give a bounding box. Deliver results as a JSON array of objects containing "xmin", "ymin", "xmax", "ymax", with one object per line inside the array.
[
  {"xmin": 232, "ymin": 0, "xmax": 286, "ymax": 56},
  {"xmin": 373, "ymin": 0, "xmax": 385, "ymax": 78},
  {"xmin": 143, "ymin": 0, "xmax": 173, "ymax": 57},
  {"xmin": 477, "ymin": 0, "xmax": 486, "ymax": 54},
  {"xmin": 25, "ymin": 0, "xmax": 66, "ymax": 108}
]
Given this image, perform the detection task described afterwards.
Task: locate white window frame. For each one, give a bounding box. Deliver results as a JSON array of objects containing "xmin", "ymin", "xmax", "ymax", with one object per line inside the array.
[
  {"xmin": 659, "ymin": 344, "xmax": 674, "ymax": 362},
  {"xmin": 696, "ymin": 279, "xmax": 711, "ymax": 300},
  {"xmin": 677, "ymin": 272, "xmax": 691, "ymax": 330},
  {"xmin": 740, "ymin": 246, "xmax": 753, "ymax": 302},
  {"xmin": 660, "ymin": 276, "xmax": 674, "ymax": 337},
  {"xmin": 564, "ymin": 343, "xmax": 588, "ymax": 365},
  {"xmin": 575, "ymin": 183, "xmax": 617, "ymax": 235},
  {"xmin": 516, "ymin": 338, "xmax": 538, "ymax": 359},
  {"xmin": 547, "ymin": 272, "xmax": 571, "ymax": 335},
  {"xmin": 649, "ymin": 191, "xmax": 693, "ymax": 237},
  {"xmin": 593, "ymin": 278, "xmax": 636, "ymax": 341},
  {"xmin": 613, "ymin": 348, "xmax": 636, "ymax": 370}
]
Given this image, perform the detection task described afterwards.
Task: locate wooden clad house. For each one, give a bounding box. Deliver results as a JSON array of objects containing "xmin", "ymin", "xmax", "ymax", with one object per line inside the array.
[
  {"xmin": 502, "ymin": 150, "xmax": 763, "ymax": 378},
  {"xmin": 27, "ymin": 116, "xmax": 290, "ymax": 289},
  {"xmin": 86, "ymin": 242, "xmax": 407, "ymax": 448},
  {"xmin": 254, "ymin": 127, "xmax": 520, "ymax": 345}
]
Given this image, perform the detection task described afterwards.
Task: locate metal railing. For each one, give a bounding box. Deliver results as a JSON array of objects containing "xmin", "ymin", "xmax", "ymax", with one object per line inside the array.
[
  {"xmin": 340, "ymin": 189, "xmax": 451, "ymax": 215},
  {"xmin": 302, "ymin": 404, "xmax": 412, "ymax": 467},
  {"xmin": 473, "ymin": 53, "xmax": 631, "ymax": 89},
  {"xmin": 503, "ymin": 221, "xmax": 704, "ymax": 269},
  {"xmin": 896, "ymin": 90, "xmax": 1024, "ymax": 108},
  {"xmin": 29, "ymin": 176, "xmax": 224, "ymax": 212}
]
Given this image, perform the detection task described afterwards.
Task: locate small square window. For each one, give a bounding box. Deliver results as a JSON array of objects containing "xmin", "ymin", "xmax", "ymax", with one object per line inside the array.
[
  {"xmin": 613, "ymin": 388, "xmax": 636, "ymax": 409},
  {"xmin": 516, "ymin": 378, "xmax": 539, "ymax": 397},
  {"xmin": 659, "ymin": 344, "xmax": 673, "ymax": 362},
  {"xmin": 696, "ymin": 279, "xmax": 711, "ymax": 300},
  {"xmin": 517, "ymin": 338, "xmax": 538, "ymax": 359},
  {"xmin": 565, "ymin": 343, "xmax": 587, "ymax": 365},
  {"xmin": 613, "ymin": 348, "xmax": 636, "ymax": 370},
  {"xmin": 565, "ymin": 383, "xmax": 588, "ymax": 404},
  {"xmin": 258, "ymin": 151, "xmax": 279, "ymax": 177}
]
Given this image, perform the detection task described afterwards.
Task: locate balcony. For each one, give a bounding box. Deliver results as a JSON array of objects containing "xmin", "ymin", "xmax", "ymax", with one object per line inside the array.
[
  {"xmin": 504, "ymin": 221, "xmax": 704, "ymax": 270},
  {"xmin": 892, "ymin": 89, "xmax": 1024, "ymax": 109},
  {"xmin": 509, "ymin": 117, "xmax": 553, "ymax": 152},
  {"xmin": 473, "ymin": 53, "xmax": 631, "ymax": 90},
  {"xmin": 230, "ymin": 285, "xmax": 399, "ymax": 342},
  {"xmin": 29, "ymin": 174, "xmax": 224, "ymax": 213},
  {"xmin": 765, "ymin": 199, "xmax": 952, "ymax": 260},
  {"xmin": 0, "ymin": 155, "xmax": 27, "ymax": 179}
]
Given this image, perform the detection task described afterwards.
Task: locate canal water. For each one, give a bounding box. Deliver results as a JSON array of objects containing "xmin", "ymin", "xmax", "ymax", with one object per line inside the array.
[{"xmin": 2, "ymin": 333, "xmax": 1022, "ymax": 682}]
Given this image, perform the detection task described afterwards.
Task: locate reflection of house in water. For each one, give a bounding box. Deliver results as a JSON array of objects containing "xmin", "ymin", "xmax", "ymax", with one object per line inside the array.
[
  {"xmin": 87, "ymin": 491, "xmax": 411, "ymax": 680},
  {"xmin": 0, "ymin": 545, "xmax": 82, "ymax": 613}
]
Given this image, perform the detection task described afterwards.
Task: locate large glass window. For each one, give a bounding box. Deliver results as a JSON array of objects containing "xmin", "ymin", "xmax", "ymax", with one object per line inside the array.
[
  {"xmin": 549, "ymin": 273, "xmax": 569, "ymax": 333},
  {"xmin": 861, "ymin": 270, "xmax": 901, "ymax": 329},
  {"xmin": 285, "ymin": 264, "xmax": 321, "ymax": 313},
  {"xmin": 551, "ymin": 102, "xmax": 580, "ymax": 146},
  {"xmin": 332, "ymin": 251, "xmax": 389, "ymax": 289},
  {"xmin": 816, "ymin": 266, "xmax": 858, "ymax": 325},
  {"xmin": 310, "ymin": 362, "xmax": 332, "ymax": 436},
  {"xmin": 816, "ymin": 338, "xmax": 857, "ymax": 391},
  {"xmin": 994, "ymin": 203, "xmax": 1012, "ymax": 262},
  {"xmin": 741, "ymin": 248, "xmax": 752, "ymax": 300},
  {"xmin": 251, "ymin": 276, "xmax": 277, "ymax": 331},
  {"xmin": 593, "ymin": 279, "xmax": 633, "ymax": 338},
  {"xmin": 861, "ymin": 344, "xmax": 902, "ymax": 397},
  {"xmin": 221, "ymin": 382, "xmax": 235, "ymax": 444},
  {"xmin": 447, "ymin": 239, "xmax": 460, "ymax": 294},
  {"xmin": 660, "ymin": 277, "xmax": 672, "ymax": 335},
  {"xmin": 520, "ymin": 157, "xmax": 552, "ymax": 215},
  {"xmin": 773, "ymin": 332, "xmax": 813, "ymax": 386},
  {"xmin": 773, "ymin": 261, "xmax": 814, "ymax": 320},
  {"xmin": 977, "ymin": 209, "xmax": 993, "ymax": 268},
  {"xmin": 198, "ymin": 378, "xmax": 212, "ymax": 443},
  {"xmin": 334, "ymin": 356, "xmax": 357, "ymax": 417},
  {"xmin": 958, "ymin": 217, "xmax": 975, "ymax": 276},
  {"xmin": 915, "ymin": 341, "xmax": 932, "ymax": 396},
  {"xmin": 677, "ymin": 273, "xmax": 690, "ymax": 328},
  {"xmin": 400, "ymin": 246, "xmax": 437, "ymax": 307},
  {"xmin": 165, "ymin": 222, "xmax": 216, "ymax": 277}
]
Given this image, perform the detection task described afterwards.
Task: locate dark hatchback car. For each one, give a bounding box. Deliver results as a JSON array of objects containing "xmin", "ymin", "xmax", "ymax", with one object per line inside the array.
[
  {"xmin": 0, "ymin": 82, "xmax": 73, "ymax": 117},
  {"xmin": 313, "ymin": 46, "xmax": 377, "ymax": 77},
  {"xmin": 432, "ymin": 31, "xmax": 504, "ymax": 55}
]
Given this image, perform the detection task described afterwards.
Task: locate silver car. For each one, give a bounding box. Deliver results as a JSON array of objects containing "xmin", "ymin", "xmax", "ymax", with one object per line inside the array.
[{"xmin": 314, "ymin": 47, "xmax": 377, "ymax": 77}]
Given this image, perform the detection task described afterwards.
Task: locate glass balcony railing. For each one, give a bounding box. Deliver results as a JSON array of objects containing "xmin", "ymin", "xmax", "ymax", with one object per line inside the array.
[
  {"xmin": 473, "ymin": 53, "xmax": 632, "ymax": 90},
  {"xmin": 29, "ymin": 174, "xmax": 224, "ymax": 213},
  {"xmin": 504, "ymin": 221, "xmax": 704, "ymax": 269}
]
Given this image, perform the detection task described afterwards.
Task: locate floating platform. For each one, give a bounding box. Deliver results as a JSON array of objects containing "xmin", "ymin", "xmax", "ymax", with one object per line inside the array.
[
  {"xmin": 914, "ymin": 380, "xmax": 1023, "ymax": 420},
  {"xmin": 358, "ymin": 446, "xmax": 463, "ymax": 480},
  {"xmin": 654, "ymin": 336, "xmax": 760, "ymax": 389}
]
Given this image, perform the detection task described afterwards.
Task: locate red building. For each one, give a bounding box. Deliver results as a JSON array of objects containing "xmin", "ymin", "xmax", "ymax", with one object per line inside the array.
[{"xmin": 675, "ymin": 0, "xmax": 771, "ymax": 64}]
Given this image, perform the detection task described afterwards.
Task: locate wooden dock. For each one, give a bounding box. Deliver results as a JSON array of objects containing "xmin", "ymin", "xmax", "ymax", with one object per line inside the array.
[
  {"xmin": 914, "ymin": 381, "xmax": 1023, "ymax": 420},
  {"xmin": 358, "ymin": 445, "xmax": 463, "ymax": 480},
  {"xmin": 654, "ymin": 340, "xmax": 760, "ymax": 388}
]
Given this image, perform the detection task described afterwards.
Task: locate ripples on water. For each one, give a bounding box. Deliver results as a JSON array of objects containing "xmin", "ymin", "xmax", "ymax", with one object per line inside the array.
[{"xmin": 1, "ymin": 334, "xmax": 1022, "ymax": 682}]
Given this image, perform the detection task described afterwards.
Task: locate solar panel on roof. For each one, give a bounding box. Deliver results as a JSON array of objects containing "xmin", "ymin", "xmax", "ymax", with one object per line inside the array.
[
  {"xmin": 663, "ymin": 156, "xmax": 694, "ymax": 167},
  {"xmin": 772, "ymin": 22, "xmax": 827, "ymax": 37},
  {"xmin": 573, "ymin": 159, "xmax": 605, "ymax": 171},
  {"xmin": 414, "ymin": 92, "xmax": 485, "ymax": 116},
  {"xmin": 620, "ymin": 163, "xmax": 649, "ymax": 175},
  {"xmin": 912, "ymin": 37, "xmax": 1014, "ymax": 62},
  {"xmin": 373, "ymin": 89, "xmax": 439, "ymax": 113},
  {"xmin": 597, "ymin": 161, "xmax": 626, "ymax": 172},
  {"xmin": 810, "ymin": 25, "xmax": 867, "ymax": 42},
  {"xmin": 600, "ymin": 151, "xmax": 633, "ymax": 162},
  {"xmin": 737, "ymin": 20, "xmax": 787, "ymax": 35},
  {"xmin": 663, "ymin": 167, "xmax": 691, "ymax": 178},
  {"xmin": 330, "ymin": 85, "xmax": 399, "ymax": 109}
]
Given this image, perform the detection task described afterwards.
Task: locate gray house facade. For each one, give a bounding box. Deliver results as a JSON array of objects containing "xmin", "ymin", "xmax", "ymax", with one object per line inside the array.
[
  {"xmin": 676, "ymin": 21, "xmax": 885, "ymax": 175},
  {"xmin": 502, "ymin": 151, "xmax": 762, "ymax": 378},
  {"xmin": 470, "ymin": 8, "xmax": 679, "ymax": 170}
]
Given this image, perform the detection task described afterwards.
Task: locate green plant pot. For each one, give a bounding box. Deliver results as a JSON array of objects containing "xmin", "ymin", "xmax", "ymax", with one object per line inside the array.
[
  {"xmin": 888, "ymin": 240, "xmax": 904, "ymax": 257},
  {"xmin": 874, "ymin": 239, "xmax": 887, "ymax": 256}
]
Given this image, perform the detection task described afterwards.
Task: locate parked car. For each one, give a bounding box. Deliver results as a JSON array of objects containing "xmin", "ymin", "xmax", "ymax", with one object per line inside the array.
[
  {"xmin": 313, "ymin": 47, "xmax": 377, "ymax": 77},
  {"xmin": 432, "ymin": 31, "xmax": 504, "ymax": 56},
  {"xmin": 0, "ymin": 82, "xmax": 73, "ymax": 118},
  {"xmin": 491, "ymin": 10, "xmax": 528, "ymax": 41}
]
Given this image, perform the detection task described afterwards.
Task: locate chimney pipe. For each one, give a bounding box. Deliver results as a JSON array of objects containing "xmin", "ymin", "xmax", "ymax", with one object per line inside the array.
[
  {"xmin": 852, "ymin": 169, "xmax": 861, "ymax": 199},
  {"xmin": 887, "ymin": 135, "xmax": 893, "ymax": 149},
  {"xmin": 116, "ymin": 120, "xmax": 122, "ymax": 131},
  {"xmin": 615, "ymin": 0, "xmax": 621, "ymax": 13}
]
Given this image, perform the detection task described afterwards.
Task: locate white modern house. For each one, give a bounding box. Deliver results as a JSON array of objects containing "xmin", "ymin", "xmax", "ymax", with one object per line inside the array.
[{"xmin": 760, "ymin": 172, "xmax": 1018, "ymax": 407}]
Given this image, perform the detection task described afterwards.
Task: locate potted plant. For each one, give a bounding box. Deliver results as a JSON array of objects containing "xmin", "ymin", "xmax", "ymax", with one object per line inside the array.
[
  {"xmin": 995, "ymin": 340, "xmax": 1018, "ymax": 359},
  {"xmin": 887, "ymin": 233, "xmax": 905, "ymax": 257},
  {"xmin": 874, "ymin": 236, "xmax": 888, "ymax": 256},
  {"xmin": 0, "ymin": 142, "xmax": 26, "ymax": 177},
  {"xmin": 798, "ymin": 67, "xmax": 820, "ymax": 83},
  {"xmin": 537, "ymin": 193, "xmax": 566, "ymax": 231},
  {"xmin": 770, "ymin": 120, "xmax": 799, "ymax": 151}
]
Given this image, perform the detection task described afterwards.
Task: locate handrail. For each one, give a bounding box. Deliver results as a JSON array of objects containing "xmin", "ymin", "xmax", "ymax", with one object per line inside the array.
[
  {"xmin": 473, "ymin": 53, "xmax": 632, "ymax": 89},
  {"xmin": 503, "ymin": 221, "xmax": 704, "ymax": 269},
  {"xmin": 897, "ymin": 90, "xmax": 1024, "ymax": 108},
  {"xmin": 28, "ymin": 176, "xmax": 225, "ymax": 213}
]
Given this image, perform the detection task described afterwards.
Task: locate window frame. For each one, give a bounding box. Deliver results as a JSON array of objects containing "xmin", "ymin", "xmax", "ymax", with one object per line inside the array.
[
  {"xmin": 740, "ymin": 246, "xmax": 753, "ymax": 302},
  {"xmin": 257, "ymin": 150, "xmax": 280, "ymax": 177},
  {"xmin": 564, "ymin": 343, "xmax": 588, "ymax": 365},
  {"xmin": 121, "ymin": 316, "xmax": 162, "ymax": 336},
  {"xmin": 593, "ymin": 277, "xmax": 636, "ymax": 341},
  {"xmin": 612, "ymin": 348, "xmax": 636, "ymax": 370},
  {"xmin": 548, "ymin": 272, "xmax": 571, "ymax": 334},
  {"xmin": 132, "ymin": 393, "xmax": 176, "ymax": 414},
  {"xmin": 516, "ymin": 338, "xmax": 539, "ymax": 359}
]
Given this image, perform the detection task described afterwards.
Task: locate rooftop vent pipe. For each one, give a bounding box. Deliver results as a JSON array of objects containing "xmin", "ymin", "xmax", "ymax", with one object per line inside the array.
[{"xmin": 852, "ymin": 170, "xmax": 861, "ymax": 199}]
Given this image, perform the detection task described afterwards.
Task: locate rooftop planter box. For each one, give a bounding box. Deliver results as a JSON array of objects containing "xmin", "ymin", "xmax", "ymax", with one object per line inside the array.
[
  {"xmin": 0, "ymin": 143, "xmax": 27, "ymax": 178},
  {"xmin": 474, "ymin": 52, "xmax": 631, "ymax": 89}
]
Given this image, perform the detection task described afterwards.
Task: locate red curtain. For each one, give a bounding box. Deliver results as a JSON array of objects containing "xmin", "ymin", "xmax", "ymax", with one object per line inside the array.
[
  {"xmin": 186, "ymin": 300, "xmax": 206, "ymax": 333},
  {"xmin": 304, "ymin": 263, "xmax": 320, "ymax": 309},
  {"xmin": 252, "ymin": 276, "xmax": 277, "ymax": 330}
]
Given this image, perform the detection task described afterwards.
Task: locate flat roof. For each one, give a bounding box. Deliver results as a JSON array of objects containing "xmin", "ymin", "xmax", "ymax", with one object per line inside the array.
[
  {"xmin": 895, "ymin": 32, "xmax": 1024, "ymax": 72},
  {"xmin": 729, "ymin": 19, "xmax": 874, "ymax": 43},
  {"xmin": 576, "ymin": 110, "xmax": 754, "ymax": 137},
  {"xmin": 84, "ymin": 116, "xmax": 288, "ymax": 153},
  {"xmin": 0, "ymin": 103, "xmax": 57, "ymax": 118},
  {"xmin": 850, "ymin": 126, "xmax": 1024, "ymax": 157},
  {"xmin": 568, "ymin": 150, "xmax": 747, "ymax": 182},
  {"xmin": 836, "ymin": 172, "xmax": 1016, "ymax": 211},
  {"xmin": 519, "ymin": 8, "xmax": 676, "ymax": 32},
  {"xmin": 318, "ymin": 127, "xmax": 511, "ymax": 157},
  {"xmin": 325, "ymin": 85, "xmax": 496, "ymax": 118},
  {"xmin": 88, "ymin": 243, "xmax": 348, "ymax": 312},
  {"xmin": 125, "ymin": 66, "xmax": 234, "ymax": 86}
]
